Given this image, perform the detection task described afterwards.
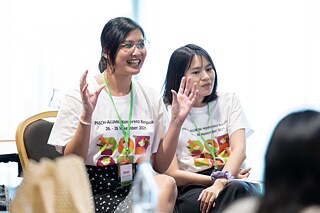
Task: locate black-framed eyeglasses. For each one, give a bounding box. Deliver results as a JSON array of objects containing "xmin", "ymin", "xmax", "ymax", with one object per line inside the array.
[{"xmin": 119, "ymin": 39, "xmax": 150, "ymax": 52}]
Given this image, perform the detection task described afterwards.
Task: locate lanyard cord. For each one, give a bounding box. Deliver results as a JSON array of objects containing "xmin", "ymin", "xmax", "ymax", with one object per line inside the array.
[
  {"xmin": 189, "ymin": 103, "xmax": 217, "ymax": 169},
  {"xmin": 102, "ymin": 73, "xmax": 133, "ymax": 157}
]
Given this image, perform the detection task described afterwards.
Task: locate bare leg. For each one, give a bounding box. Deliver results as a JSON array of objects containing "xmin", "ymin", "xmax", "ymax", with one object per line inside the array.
[{"xmin": 155, "ymin": 174, "xmax": 177, "ymax": 213}]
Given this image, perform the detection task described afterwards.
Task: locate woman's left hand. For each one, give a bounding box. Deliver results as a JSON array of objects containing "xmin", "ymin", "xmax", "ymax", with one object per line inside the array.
[
  {"xmin": 170, "ymin": 76, "xmax": 198, "ymax": 125},
  {"xmin": 235, "ymin": 167, "xmax": 251, "ymax": 179},
  {"xmin": 197, "ymin": 180, "xmax": 225, "ymax": 213}
]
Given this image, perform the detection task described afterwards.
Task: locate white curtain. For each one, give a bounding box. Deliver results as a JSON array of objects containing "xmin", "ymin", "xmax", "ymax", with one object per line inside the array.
[
  {"xmin": 1, "ymin": 0, "xmax": 320, "ymax": 181},
  {"xmin": 140, "ymin": 0, "xmax": 320, "ymax": 116},
  {"xmin": 139, "ymin": 0, "xmax": 320, "ymax": 180},
  {"xmin": 0, "ymin": 0, "xmax": 133, "ymax": 138}
]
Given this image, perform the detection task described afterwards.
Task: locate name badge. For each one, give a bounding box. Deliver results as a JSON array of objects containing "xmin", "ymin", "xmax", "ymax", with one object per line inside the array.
[{"xmin": 119, "ymin": 163, "xmax": 133, "ymax": 186}]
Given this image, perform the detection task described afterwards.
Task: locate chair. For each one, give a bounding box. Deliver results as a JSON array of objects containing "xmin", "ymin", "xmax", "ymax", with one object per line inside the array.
[
  {"xmin": 15, "ymin": 110, "xmax": 62, "ymax": 173},
  {"xmin": 0, "ymin": 140, "xmax": 21, "ymax": 174}
]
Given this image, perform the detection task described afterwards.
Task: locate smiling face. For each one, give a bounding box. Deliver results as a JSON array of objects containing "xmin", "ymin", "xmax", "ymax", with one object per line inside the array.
[
  {"xmin": 112, "ymin": 29, "xmax": 147, "ymax": 76},
  {"xmin": 184, "ymin": 54, "xmax": 215, "ymax": 107}
]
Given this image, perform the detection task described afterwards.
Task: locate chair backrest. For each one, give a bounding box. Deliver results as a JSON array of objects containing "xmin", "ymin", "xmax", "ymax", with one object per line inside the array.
[{"xmin": 15, "ymin": 110, "xmax": 62, "ymax": 172}]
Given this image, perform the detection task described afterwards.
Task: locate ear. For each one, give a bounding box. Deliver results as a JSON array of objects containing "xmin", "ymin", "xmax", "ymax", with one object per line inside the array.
[
  {"xmin": 102, "ymin": 48, "xmax": 108, "ymax": 58},
  {"xmin": 102, "ymin": 50, "xmax": 111, "ymax": 67}
]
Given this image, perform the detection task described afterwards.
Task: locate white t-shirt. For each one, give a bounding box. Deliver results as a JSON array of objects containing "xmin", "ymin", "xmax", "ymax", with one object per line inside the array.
[
  {"xmin": 48, "ymin": 77, "xmax": 168, "ymax": 166},
  {"xmin": 168, "ymin": 92, "xmax": 253, "ymax": 173}
]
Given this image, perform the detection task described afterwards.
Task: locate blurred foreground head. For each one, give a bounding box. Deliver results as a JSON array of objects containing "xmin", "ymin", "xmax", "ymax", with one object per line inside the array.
[{"xmin": 262, "ymin": 109, "xmax": 320, "ymax": 212}]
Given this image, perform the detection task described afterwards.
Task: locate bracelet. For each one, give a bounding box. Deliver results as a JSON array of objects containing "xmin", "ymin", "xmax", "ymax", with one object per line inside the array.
[
  {"xmin": 211, "ymin": 170, "xmax": 234, "ymax": 182},
  {"xmin": 78, "ymin": 114, "xmax": 92, "ymax": 126}
]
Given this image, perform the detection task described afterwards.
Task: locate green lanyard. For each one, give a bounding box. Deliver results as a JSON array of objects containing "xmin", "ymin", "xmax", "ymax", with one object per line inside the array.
[
  {"xmin": 102, "ymin": 73, "xmax": 133, "ymax": 157},
  {"xmin": 189, "ymin": 103, "xmax": 217, "ymax": 169}
]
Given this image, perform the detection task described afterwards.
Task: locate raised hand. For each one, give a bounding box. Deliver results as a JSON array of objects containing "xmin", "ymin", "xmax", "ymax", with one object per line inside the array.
[
  {"xmin": 170, "ymin": 77, "xmax": 199, "ymax": 125},
  {"xmin": 79, "ymin": 70, "xmax": 105, "ymax": 120}
]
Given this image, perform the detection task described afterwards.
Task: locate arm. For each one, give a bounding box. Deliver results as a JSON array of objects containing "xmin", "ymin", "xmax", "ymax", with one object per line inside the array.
[
  {"xmin": 63, "ymin": 70, "xmax": 104, "ymax": 160},
  {"xmin": 165, "ymin": 155, "xmax": 213, "ymax": 187},
  {"xmin": 164, "ymin": 129, "xmax": 249, "ymax": 213},
  {"xmin": 221, "ymin": 128, "xmax": 247, "ymax": 178},
  {"xmin": 198, "ymin": 128, "xmax": 247, "ymax": 213},
  {"xmin": 165, "ymin": 130, "xmax": 248, "ymax": 187},
  {"xmin": 153, "ymin": 77, "xmax": 198, "ymax": 173},
  {"xmin": 63, "ymin": 115, "xmax": 92, "ymax": 159}
]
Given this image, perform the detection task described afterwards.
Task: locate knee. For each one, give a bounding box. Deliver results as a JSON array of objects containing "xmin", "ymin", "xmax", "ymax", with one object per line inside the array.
[{"xmin": 155, "ymin": 174, "xmax": 177, "ymax": 200}]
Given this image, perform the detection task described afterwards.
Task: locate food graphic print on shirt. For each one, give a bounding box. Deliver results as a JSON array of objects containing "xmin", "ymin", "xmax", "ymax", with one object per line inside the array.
[
  {"xmin": 97, "ymin": 137, "xmax": 117, "ymax": 156},
  {"xmin": 187, "ymin": 134, "xmax": 230, "ymax": 168},
  {"xmin": 96, "ymin": 135, "xmax": 151, "ymax": 167},
  {"xmin": 135, "ymin": 136, "xmax": 150, "ymax": 154},
  {"xmin": 118, "ymin": 137, "xmax": 135, "ymax": 154}
]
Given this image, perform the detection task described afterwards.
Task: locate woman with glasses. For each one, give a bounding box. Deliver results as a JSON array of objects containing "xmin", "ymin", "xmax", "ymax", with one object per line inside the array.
[
  {"xmin": 48, "ymin": 17, "xmax": 198, "ymax": 213},
  {"xmin": 163, "ymin": 44, "xmax": 261, "ymax": 213}
]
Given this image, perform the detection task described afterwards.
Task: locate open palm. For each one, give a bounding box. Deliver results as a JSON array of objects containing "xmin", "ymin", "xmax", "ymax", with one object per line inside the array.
[
  {"xmin": 171, "ymin": 77, "xmax": 198, "ymax": 125},
  {"xmin": 79, "ymin": 70, "xmax": 105, "ymax": 117}
]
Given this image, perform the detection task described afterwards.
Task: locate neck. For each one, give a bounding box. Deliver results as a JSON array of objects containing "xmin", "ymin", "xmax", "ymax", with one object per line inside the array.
[
  {"xmin": 103, "ymin": 71, "xmax": 132, "ymax": 96},
  {"xmin": 193, "ymin": 96, "xmax": 206, "ymax": 108}
]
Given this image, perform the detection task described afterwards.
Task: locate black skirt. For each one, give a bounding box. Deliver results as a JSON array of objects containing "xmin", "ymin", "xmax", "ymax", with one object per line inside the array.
[{"xmin": 175, "ymin": 167, "xmax": 261, "ymax": 213}]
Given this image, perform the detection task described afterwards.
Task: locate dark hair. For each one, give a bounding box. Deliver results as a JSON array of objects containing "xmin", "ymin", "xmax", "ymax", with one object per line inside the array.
[
  {"xmin": 98, "ymin": 17, "xmax": 145, "ymax": 73},
  {"xmin": 258, "ymin": 109, "xmax": 320, "ymax": 213},
  {"xmin": 162, "ymin": 44, "xmax": 218, "ymax": 105}
]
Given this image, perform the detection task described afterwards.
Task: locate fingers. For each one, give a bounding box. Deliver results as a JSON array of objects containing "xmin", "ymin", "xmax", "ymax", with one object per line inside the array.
[
  {"xmin": 189, "ymin": 82, "xmax": 199, "ymax": 103},
  {"xmin": 174, "ymin": 76, "xmax": 199, "ymax": 103},
  {"xmin": 237, "ymin": 167, "xmax": 251, "ymax": 179},
  {"xmin": 171, "ymin": 89, "xmax": 177, "ymax": 104},
  {"xmin": 184, "ymin": 76, "xmax": 191, "ymax": 95},
  {"xmin": 198, "ymin": 191, "xmax": 216, "ymax": 213},
  {"xmin": 240, "ymin": 167, "xmax": 251, "ymax": 175},
  {"xmin": 80, "ymin": 70, "xmax": 89, "ymax": 89},
  {"xmin": 200, "ymin": 196, "xmax": 215, "ymax": 213},
  {"xmin": 201, "ymin": 197, "xmax": 214, "ymax": 213},
  {"xmin": 197, "ymin": 191, "xmax": 203, "ymax": 202},
  {"xmin": 178, "ymin": 76, "xmax": 193, "ymax": 95},
  {"xmin": 96, "ymin": 84, "xmax": 105, "ymax": 96},
  {"xmin": 81, "ymin": 82, "xmax": 89, "ymax": 99},
  {"xmin": 206, "ymin": 197, "xmax": 215, "ymax": 213},
  {"xmin": 178, "ymin": 77, "xmax": 186, "ymax": 95},
  {"xmin": 79, "ymin": 70, "xmax": 88, "ymax": 99}
]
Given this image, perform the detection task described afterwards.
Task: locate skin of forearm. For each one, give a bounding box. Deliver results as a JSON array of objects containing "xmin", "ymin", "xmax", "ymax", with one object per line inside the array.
[
  {"xmin": 165, "ymin": 154, "xmax": 213, "ymax": 187},
  {"xmin": 210, "ymin": 149, "xmax": 247, "ymax": 190},
  {"xmin": 171, "ymin": 169, "xmax": 213, "ymax": 187},
  {"xmin": 175, "ymin": 149, "xmax": 247, "ymax": 191},
  {"xmin": 221, "ymin": 147, "xmax": 246, "ymax": 176},
  {"xmin": 222, "ymin": 129, "xmax": 247, "ymax": 176},
  {"xmin": 63, "ymin": 124, "xmax": 91, "ymax": 161},
  {"xmin": 153, "ymin": 121, "xmax": 183, "ymax": 173},
  {"xmin": 169, "ymin": 148, "xmax": 246, "ymax": 187}
]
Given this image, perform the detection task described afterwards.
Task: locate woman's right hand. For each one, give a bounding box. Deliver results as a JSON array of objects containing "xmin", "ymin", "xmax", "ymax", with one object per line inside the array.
[
  {"xmin": 79, "ymin": 70, "xmax": 105, "ymax": 121},
  {"xmin": 170, "ymin": 76, "xmax": 198, "ymax": 125}
]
